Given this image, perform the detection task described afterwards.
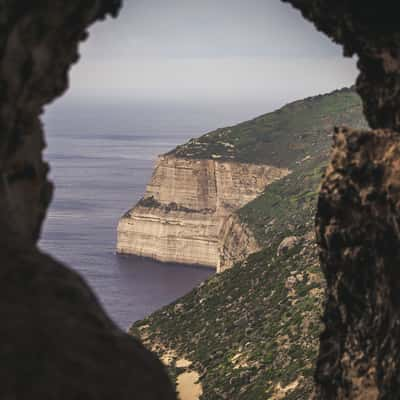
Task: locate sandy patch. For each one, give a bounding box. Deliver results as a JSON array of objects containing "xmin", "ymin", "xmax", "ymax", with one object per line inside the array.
[
  {"xmin": 176, "ymin": 358, "xmax": 192, "ymax": 368},
  {"xmin": 177, "ymin": 371, "xmax": 203, "ymax": 400},
  {"xmin": 137, "ymin": 336, "xmax": 201, "ymax": 400},
  {"xmin": 270, "ymin": 379, "xmax": 300, "ymax": 399},
  {"xmin": 161, "ymin": 349, "xmax": 178, "ymax": 366}
]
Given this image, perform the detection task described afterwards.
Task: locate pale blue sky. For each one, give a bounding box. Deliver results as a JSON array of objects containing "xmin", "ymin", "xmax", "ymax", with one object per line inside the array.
[{"xmin": 67, "ymin": 0, "xmax": 357, "ymax": 104}]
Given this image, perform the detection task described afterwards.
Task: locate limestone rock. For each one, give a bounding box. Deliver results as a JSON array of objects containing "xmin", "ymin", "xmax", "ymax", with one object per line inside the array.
[
  {"xmin": 277, "ymin": 236, "xmax": 299, "ymax": 256},
  {"xmin": 218, "ymin": 214, "xmax": 261, "ymax": 272},
  {"xmin": 117, "ymin": 155, "xmax": 289, "ymax": 271}
]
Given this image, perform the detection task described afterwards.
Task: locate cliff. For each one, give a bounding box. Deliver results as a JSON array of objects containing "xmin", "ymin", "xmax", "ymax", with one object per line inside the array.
[
  {"xmin": 129, "ymin": 88, "xmax": 370, "ymax": 399},
  {"xmin": 118, "ymin": 88, "xmax": 365, "ymax": 271},
  {"xmin": 117, "ymin": 156, "xmax": 289, "ymax": 270},
  {"xmin": 131, "ymin": 153, "xmax": 327, "ymax": 399}
]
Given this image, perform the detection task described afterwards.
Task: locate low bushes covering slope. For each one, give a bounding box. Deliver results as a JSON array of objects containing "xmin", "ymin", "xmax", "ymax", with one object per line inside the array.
[{"xmin": 130, "ymin": 88, "xmax": 367, "ymax": 399}]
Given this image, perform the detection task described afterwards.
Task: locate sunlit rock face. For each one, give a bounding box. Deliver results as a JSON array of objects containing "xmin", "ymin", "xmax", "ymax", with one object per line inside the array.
[
  {"xmin": 284, "ymin": 1, "xmax": 400, "ymax": 398},
  {"xmin": 0, "ymin": 1, "xmax": 175, "ymax": 399},
  {"xmin": 117, "ymin": 155, "xmax": 289, "ymax": 271}
]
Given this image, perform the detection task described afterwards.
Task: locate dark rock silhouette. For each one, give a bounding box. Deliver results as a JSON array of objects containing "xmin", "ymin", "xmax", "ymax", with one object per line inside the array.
[
  {"xmin": 2, "ymin": 0, "xmax": 399, "ymax": 398},
  {"xmin": 316, "ymin": 128, "xmax": 400, "ymax": 399},
  {"xmin": 285, "ymin": 1, "xmax": 400, "ymax": 398},
  {"xmin": 0, "ymin": 1, "xmax": 176, "ymax": 399}
]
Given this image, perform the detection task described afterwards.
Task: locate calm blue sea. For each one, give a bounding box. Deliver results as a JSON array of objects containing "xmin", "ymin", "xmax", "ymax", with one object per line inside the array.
[{"xmin": 39, "ymin": 98, "xmax": 272, "ymax": 329}]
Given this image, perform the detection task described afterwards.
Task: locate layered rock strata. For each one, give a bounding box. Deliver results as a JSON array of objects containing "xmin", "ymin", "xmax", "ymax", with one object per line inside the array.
[
  {"xmin": 217, "ymin": 214, "xmax": 261, "ymax": 272},
  {"xmin": 117, "ymin": 155, "xmax": 289, "ymax": 271}
]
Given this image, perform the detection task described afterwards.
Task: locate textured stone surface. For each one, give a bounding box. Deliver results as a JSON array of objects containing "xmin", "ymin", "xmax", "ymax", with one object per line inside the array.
[
  {"xmin": 118, "ymin": 205, "xmax": 221, "ymax": 267},
  {"xmin": 117, "ymin": 155, "xmax": 288, "ymax": 270},
  {"xmin": 5, "ymin": 0, "xmax": 399, "ymax": 398},
  {"xmin": 283, "ymin": 1, "xmax": 400, "ymax": 398},
  {"xmin": 277, "ymin": 236, "xmax": 299, "ymax": 257},
  {"xmin": 144, "ymin": 156, "xmax": 289, "ymax": 211},
  {"xmin": 0, "ymin": 1, "xmax": 176, "ymax": 398},
  {"xmin": 0, "ymin": 0, "xmax": 117, "ymax": 243},
  {"xmin": 0, "ymin": 238, "xmax": 176, "ymax": 399},
  {"xmin": 218, "ymin": 214, "xmax": 260, "ymax": 272},
  {"xmin": 315, "ymin": 128, "xmax": 400, "ymax": 399}
]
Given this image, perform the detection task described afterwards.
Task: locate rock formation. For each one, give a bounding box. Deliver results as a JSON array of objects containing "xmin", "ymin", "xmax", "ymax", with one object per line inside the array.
[
  {"xmin": 2, "ymin": 0, "xmax": 398, "ymax": 398},
  {"xmin": 284, "ymin": 1, "xmax": 400, "ymax": 398},
  {"xmin": 0, "ymin": 1, "xmax": 175, "ymax": 399},
  {"xmin": 117, "ymin": 87, "xmax": 364, "ymax": 275},
  {"xmin": 117, "ymin": 155, "xmax": 289, "ymax": 271},
  {"xmin": 126, "ymin": 89, "xmax": 367, "ymax": 399},
  {"xmin": 316, "ymin": 127, "xmax": 400, "ymax": 399}
]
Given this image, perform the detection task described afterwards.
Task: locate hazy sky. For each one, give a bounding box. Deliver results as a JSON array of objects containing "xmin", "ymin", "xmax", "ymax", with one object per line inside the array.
[{"xmin": 67, "ymin": 0, "xmax": 358, "ymax": 105}]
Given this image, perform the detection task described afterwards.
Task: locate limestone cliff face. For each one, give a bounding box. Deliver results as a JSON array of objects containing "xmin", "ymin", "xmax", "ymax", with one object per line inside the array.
[
  {"xmin": 118, "ymin": 205, "xmax": 221, "ymax": 267},
  {"xmin": 117, "ymin": 155, "xmax": 289, "ymax": 271},
  {"xmin": 217, "ymin": 214, "xmax": 261, "ymax": 272}
]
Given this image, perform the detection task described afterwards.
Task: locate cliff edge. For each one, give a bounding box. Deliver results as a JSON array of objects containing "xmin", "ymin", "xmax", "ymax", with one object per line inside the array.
[
  {"xmin": 117, "ymin": 156, "xmax": 288, "ymax": 270},
  {"xmin": 129, "ymin": 88, "xmax": 370, "ymax": 399},
  {"xmin": 117, "ymin": 88, "xmax": 365, "ymax": 272}
]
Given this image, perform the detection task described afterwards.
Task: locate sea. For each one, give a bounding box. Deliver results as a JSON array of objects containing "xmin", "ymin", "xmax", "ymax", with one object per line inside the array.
[{"xmin": 39, "ymin": 97, "xmax": 276, "ymax": 330}]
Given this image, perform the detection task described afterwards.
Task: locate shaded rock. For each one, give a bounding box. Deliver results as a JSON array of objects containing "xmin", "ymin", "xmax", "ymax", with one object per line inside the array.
[
  {"xmin": 0, "ymin": 1, "xmax": 176, "ymax": 399},
  {"xmin": 283, "ymin": 1, "xmax": 400, "ymax": 398},
  {"xmin": 315, "ymin": 128, "xmax": 400, "ymax": 399},
  {"xmin": 277, "ymin": 236, "xmax": 299, "ymax": 256},
  {"xmin": 0, "ymin": 240, "xmax": 176, "ymax": 399}
]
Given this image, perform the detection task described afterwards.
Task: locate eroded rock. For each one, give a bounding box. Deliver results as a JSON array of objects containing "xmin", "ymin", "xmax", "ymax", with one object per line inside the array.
[
  {"xmin": 117, "ymin": 155, "xmax": 288, "ymax": 270},
  {"xmin": 283, "ymin": 1, "xmax": 400, "ymax": 398},
  {"xmin": 314, "ymin": 127, "xmax": 400, "ymax": 399},
  {"xmin": 0, "ymin": 1, "xmax": 176, "ymax": 398},
  {"xmin": 277, "ymin": 236, "xmax": 299, "ymax": 256}
]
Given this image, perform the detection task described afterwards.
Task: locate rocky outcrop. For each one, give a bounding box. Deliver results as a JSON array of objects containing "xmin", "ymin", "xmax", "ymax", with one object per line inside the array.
[
  {"xmin": 218, "ymin": 214, "xmax": 261, "ymax": 272},
  {"xmin": 316, "ymin": 128, "xmax": 400, "ymax": 399},
  {"xmin": 284, "ymin": 1, "xmax": 400, "ymax": 398},
  {"xmin": 118, "ymin": 204, "xmax": 221, "ymax": 267},
  {"xmin": 0, "ymin": 1, "xmax": 175, "ymax": 399},
  {"xmin": 117, "ymin": 155, "xmax": 289, "ymax": 271},
  {"xmin": 5, "ymin": 0, "xmax": 399, "ymax": 398},
  {"xmin": 277, "ymin": 236, "xmax": 300, "ymax": 257}
]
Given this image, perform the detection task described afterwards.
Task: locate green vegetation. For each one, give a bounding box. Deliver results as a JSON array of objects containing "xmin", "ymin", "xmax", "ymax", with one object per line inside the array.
[
  {"xmin": 135, "ymin": 196, "xmax": 214, "ymax": 214},
  {"xmin": 130, "ymin": 88, "xmax": 368, "ymax": 398},
  {"xmin": 239, "ymin": 155, "xmax": 326, "ymax": 246},
  {"xmin": 168, "ymin": 87, "xmax": 366, "ymax": 166}
]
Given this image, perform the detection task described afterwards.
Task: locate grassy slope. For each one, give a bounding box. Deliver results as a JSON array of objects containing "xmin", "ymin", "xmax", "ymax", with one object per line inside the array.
[
  {"xmin": 168, "ymin": 87, "xmax": 365, "ymax": 166},
  {"xmin": 130, "ymin": 89, "xmax": 367, "ymax": 399}
]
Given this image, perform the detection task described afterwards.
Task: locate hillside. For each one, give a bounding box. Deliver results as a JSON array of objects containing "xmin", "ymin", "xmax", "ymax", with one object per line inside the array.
[
  {"xmin": 129, "ymin": 88, "xmax": 368, "ymax": 399},
  {"xmin": 118, "ymin": 88, "xmax": 366, "ymax": 271},
  {"xmin": 168, "ymin": 87, "xmax": 365, "ymax": 166}
]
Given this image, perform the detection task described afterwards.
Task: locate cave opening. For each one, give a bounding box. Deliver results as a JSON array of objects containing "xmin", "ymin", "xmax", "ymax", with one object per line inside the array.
[{"xmin": 3, "ymin": 0, "xmax": 397, "ymax": 399}]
